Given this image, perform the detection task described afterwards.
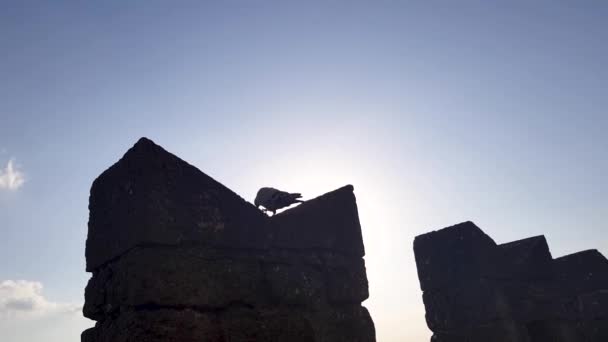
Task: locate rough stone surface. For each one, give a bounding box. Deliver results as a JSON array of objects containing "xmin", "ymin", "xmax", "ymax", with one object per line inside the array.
[
  {"xmin": 82, "ymin": 137, "xmax": 374, "ymax": 342},
  {"xmin": 498, "ymin": 236, "xmax": 553, "ymax": 281},
  {"xmin": 269, "ymin": 185, "xmax": 365, "ymax": 257},
  {"xmin": 327, "ymin": 258, "xmax": 369, "ymax": 304},
  {"xmin": 86, "ymin": 137, "xmax": 270, "ymax": 272},
  {"xmin": 431, "ymin": 320, "xmax": 531, "ymax": 342},
  {"xmin": 553, "ymin": 250, "xmax": 608, "ymax": 294},
  {"xmin": 82, "ymin": 309, "xmax": 222, "ymax": 342},
  {"xmin": 414, "ymin": 221, "xmax": 499, "ymax": 292},
  {"xmin": 414, "ymin": 222, "xmax": 608, "ymax": 342},
  {"xmin": 84, "ymin": 247, "xmax": 265, "ymax": 320}
]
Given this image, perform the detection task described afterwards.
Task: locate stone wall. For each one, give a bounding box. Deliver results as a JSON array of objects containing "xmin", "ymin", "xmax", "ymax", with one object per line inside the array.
[
  {"xmin": 414, "ymin": 221, "xmax": 608, "ymax": 342},
  {"xmin": 82, "ymin": 138, "xmax": 375, "ymax": 342}
]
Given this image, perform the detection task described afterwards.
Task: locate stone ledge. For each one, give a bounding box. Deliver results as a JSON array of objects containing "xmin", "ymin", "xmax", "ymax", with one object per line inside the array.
[
  {"xmin": 82, "ymin": 306, "xmax": 374, "ymax": 342},
  {"xmin": 414, "ymin": 221, "xmax": 498, "ymax": 292},
  {"xmin": 86, "ymin": 138, "xmax": 365, "ymax": 271},
  {"xmin": 84, "ymin": 246, "xmax": 369, "ymax": 321},
  {"xmin": 414, "ymin": 221, "xmax": 608, "ymax": 342}
]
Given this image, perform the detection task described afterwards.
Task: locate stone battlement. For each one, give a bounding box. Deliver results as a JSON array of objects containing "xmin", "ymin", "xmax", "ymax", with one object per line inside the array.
[
  {"xmin": 414, "ymin": 221, "xmax": 608, "ymax": 342},
  {"xmin": 82, "ymin": 138, "xmax": 375, "ymax": 342}
]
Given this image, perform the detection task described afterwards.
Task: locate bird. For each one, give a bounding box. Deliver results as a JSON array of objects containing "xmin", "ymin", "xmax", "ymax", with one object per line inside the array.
[{"xmin": 254, "ymin": 187, "xmax": 303, "ymax": 216}]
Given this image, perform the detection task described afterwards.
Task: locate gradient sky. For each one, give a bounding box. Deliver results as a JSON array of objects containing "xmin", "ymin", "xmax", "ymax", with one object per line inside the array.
[{"xmin": 1, "ymin": 1, "xmax": 607, "ymax": 341}]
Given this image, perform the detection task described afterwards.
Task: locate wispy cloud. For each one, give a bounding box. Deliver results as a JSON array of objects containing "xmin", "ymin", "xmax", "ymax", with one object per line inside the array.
[
  {"xmin": 0, "ymin": 280, "xmax": 81, "ymax": 318},
  {"xmin": 0, "ymin": 159, "xmax": 25, "ymax": 191}
]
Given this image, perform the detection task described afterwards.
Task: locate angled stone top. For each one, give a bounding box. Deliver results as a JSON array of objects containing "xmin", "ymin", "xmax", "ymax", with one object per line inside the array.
[
  {"xmin": 414, "ymin": 222, "xmax": 608, "ymax": 342},
  {"xmin": 270, "ymin": 184, "xmax": 364, "ymax": 256},
  {"xmin": 86, "ymin": 137, "xmax": 365, "ymax": 271},
  {"xmin": 498, "ymin": 235, "xmax": 554, "ymax": 280},
  {"xmin": 553, "ymin": 249, "xmax": 608, "ymax": 293},
  {"xmin": 413, "ymin": 221, "xmax": 499, "ymax": 291}
]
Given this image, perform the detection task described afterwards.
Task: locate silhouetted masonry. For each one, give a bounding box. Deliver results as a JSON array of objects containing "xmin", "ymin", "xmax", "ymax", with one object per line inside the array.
[
  {"xmin": 414, "ymin": 221, "xmax": 608, "ymax": 342},
  {"xmin": 81, "ymin": 137, "xmax": 375, "ymax": 342}
]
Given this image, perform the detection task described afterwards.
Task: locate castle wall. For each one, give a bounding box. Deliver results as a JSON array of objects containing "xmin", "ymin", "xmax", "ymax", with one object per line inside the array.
[
  {"xmin": 82, "ymin": 138, "xmax": 375, "ymax": 342},
  {"xmin": 414, "ymin": 221, "xmax": 608, "ymax": 342}
]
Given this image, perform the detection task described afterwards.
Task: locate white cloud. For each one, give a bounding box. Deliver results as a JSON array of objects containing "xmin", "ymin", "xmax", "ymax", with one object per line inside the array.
[
  {"xmin": 0, "ymin": 280, "xmax": 81, "ymax": 319},
  {"xmin": 0, "ymin": 159, "xmax": 25, "ymax": 191}
]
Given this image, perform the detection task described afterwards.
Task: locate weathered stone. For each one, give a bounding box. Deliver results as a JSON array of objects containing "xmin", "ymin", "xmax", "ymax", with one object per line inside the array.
[
  {"xmin": 501, "ymin": 280, "xmax": 573, "ymax": 322},
  {"xmin": 553, "ymin": 249, "xmax": 608, "ymax": 294},
  {"xmin": 84, "ymin": 247, "xmax": 264, "ymax": 320},
  {"xmin": 498, "ymin": 235, "xmax": 554, "ymax": 281},
  {"xmin": 270, "ymin": 185, "xmax": 365, "ymax": 257},
  {"xmin": 83, "ymin": 267, "xmax": 112, "ymax": 321},
  {"xmin": 415, "ymin": 222, "xmax": 608, "ymax": 342},
  {"xmin": 578, "ymin": 290, "xmax": 608, "ymax": 320},
  {"xmin": 311, "ymin": 306, "xmax": 376, "ymax": 342},
  {"xmin": 86, "ymin": 138, "xmax": 270, "ymax": 271},
  {"xmin": 83, "ymin": 138, "xmax": 375, "ymax": 342},
  {"xmin": 219, "ymin": 307, "xmax": 323, "ymax": 342},
  {"xmin": 82, "ymin": 309, "xmax": 222, "ymax": 342},
  {"xmin": 81, "ymin": 327, "xmax": 97, "ymax": 342},
  {"xmin": 219, "ymin": 307, "xmax": 263, "ymax": 342},
  {"xmin": 218, "ymin": 306, "xmax": 375, "ymax": 342},
  {"xmin": 258, "ymin": 309, "xmax": 316, "ymax": 342},
  {"xmin": 264, "ymin": 263, "xmax": 326, "ymax": 308},
  {"xmin": 580, "ymin": 319, "xmax": 608, "ymax": 342},
  {"xmin": 327, "ymin": 258, "xmax": 369, "ymax": 304},
  {"xmin": 525, "ymin": 319, "xmax": 583, "ymax": 342},
  {"xmin": 431, "ymin": 319, "xmax": 530, "ymax": 342},
  {"xmin": 422, "ymin": 279, "xmax": 511, "ymax": 331},
  {"xmin": 414, "ymin": 221, "xmax": 498, "ymax": 292}
]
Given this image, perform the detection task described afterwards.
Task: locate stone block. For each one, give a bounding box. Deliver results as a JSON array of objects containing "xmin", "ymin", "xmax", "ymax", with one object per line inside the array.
[
  {"xmin": 498, "ymin": 235, "xmax": 554, "ymax": 281},
  {"xmin": 525, "ymin": 319, "xmax": 583, "ymax": 342},
  {"xmin": 422, "ymin": 278, "xmax": 512, "ymax": 331},
  {"xmin": 269, "ymin": 185, "xmax": 365, "ymax": 257},
  {"xmin": 415, "ymin": 221, "xmax": 608, "ymax": 342},
  {"xmin": 81, "ymin": 309, "xmax": 222, "ymax": 342},
  {"xmin": 264, "ymin": 263, "xmax": 326, "ymax": 307},
  {"xmin": 220, "ymin": 307, "xmax": 318, "ymax": 342},
  {"xmin": 578, "ymin": 290, "xmax": 608, "ymax": 320},
  {"xmin": 431, "ymin": 319, "xmax": 530, "ymax": 342},
  {"xmin": 580, "ymin": 319, "xmax": 608, "ymax": 342},
  {"xmin": 414, "ymin": 221, "xmax": 499, "ymax": 291},
  {"xmin": 86, "ymin": 138, "xmax": 270, "ymax": 271},
  {"xmin": 84, "ymin": 247, "xmax": 264, "ymax": 320},
  {"xmin": 258, "ymin": 309, "xmax": 316, "ymax": 342},
  {"xmin": 501, "ymin": 280, "xmax": 577, "ymax": 322},
  {"xmin": 553, "ymin": 250, "xmax": 608, "ymax": 295},
  {"xmin": 82, "ymin": 138, "xmax": 375, "ymax": 342},
  {"xmin": 327, "ymin": 258, "xmax": 369, "ymax": 304},
  {"xmin": 311, "ymin": 306, "xmax": 376, "ymax": 342}
]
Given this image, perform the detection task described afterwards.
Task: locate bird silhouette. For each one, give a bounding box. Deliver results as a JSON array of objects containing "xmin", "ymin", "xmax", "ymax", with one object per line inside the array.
[{"xmin": 254, "ymin": 187, "xmax": 303, "ymax": 216}]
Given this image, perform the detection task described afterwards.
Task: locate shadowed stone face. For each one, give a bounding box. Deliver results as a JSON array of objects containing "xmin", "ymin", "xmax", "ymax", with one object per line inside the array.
[
  {"xmin": 553, "ymin": 250, "xmax": 608, "ymax": 294},
  {"xmin": 86, "ymin": 137, "xmax": 270, "ymax": 272},
  {"xmin": 269, "ymin": 184, "xmax": 365, "ymax": 257},
  {"xmin": 413, "ymin": 221, "xmax": 498, "ymax": 292},
  {"xmin": 498, "ymin": 235, "xmax": 554, "ymax": 281},
  {"xmin": 83, "ymin": 137, "xmax": 375, "ymax": 342},
  {"xmin": 414, "ymin": 222, "xmax": 608, "ymax": 342}
]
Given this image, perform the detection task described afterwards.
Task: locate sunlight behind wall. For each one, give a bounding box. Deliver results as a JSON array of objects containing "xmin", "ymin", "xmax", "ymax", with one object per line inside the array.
[{"xmin": 241, "ymin": 137, "xmax": 433, "ymax": 341}]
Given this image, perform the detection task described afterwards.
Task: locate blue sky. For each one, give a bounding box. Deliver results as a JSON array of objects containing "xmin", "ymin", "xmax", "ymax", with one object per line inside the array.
[{"xmin": 0, "ymin": 1, "xmax": 607, "ymax": 341}]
